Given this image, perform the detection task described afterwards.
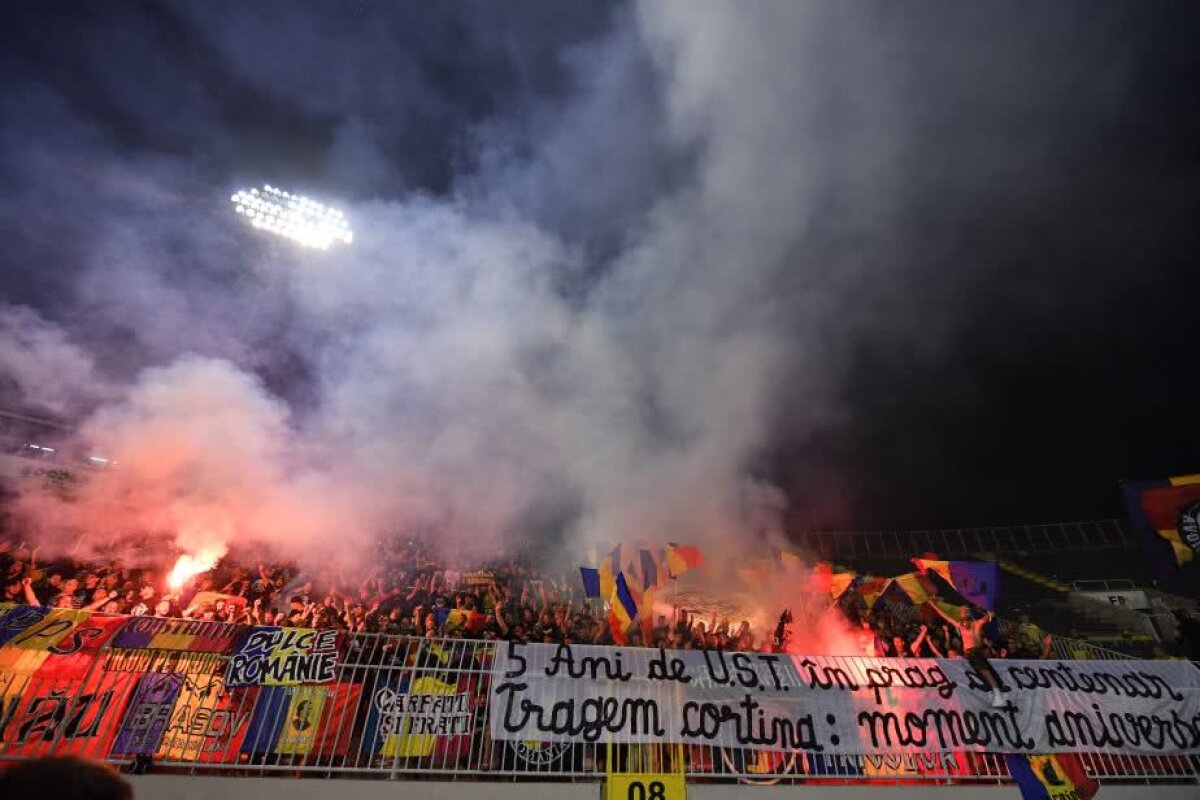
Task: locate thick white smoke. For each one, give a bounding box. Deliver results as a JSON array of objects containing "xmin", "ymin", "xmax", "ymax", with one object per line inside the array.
[
  {"xmin": 0, "ymin": 306, "xmax": 113, "ymax": 417},
  {"xmin": 2, "ymin": 2, "xmax": 1157, "ymax": 584},
  {"xmin": 4, "ymin": 4, "xmax": 837, "ymax": 572}
]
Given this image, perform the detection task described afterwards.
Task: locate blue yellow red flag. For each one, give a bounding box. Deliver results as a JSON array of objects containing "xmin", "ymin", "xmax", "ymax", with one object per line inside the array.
[
  {"xmin": 856, "ymin": 576, "xmax": 891, "ymax": 609},
  {"xmin": 638, "ymin": 549, "xmax": 661, "ymax": 590},
  {"xmin": 240, "ymin": 685, "xmax": 329, "ymax": 755},
  {"xmin": 1003, "ymin": 754, "xmax": 1099, "ymax": 800},
  {"xmin": 609, "ymin": 572, "xmax": 638, "ymax": 645},
  {"xmin": 362, "ymin": 673, "xmax": 473, "ymax": 759},
  {"xmin": 892, "ymin": 572, "xmax": 937, "ymax": 605},
  {"xmin": 597, "ymin": 544, "xmax": 622, "ymax": 599}
]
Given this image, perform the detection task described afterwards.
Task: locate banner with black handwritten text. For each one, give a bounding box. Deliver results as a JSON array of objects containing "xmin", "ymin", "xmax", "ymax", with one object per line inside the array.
[
  {"xmin": 488, "ymin": 642, "xmax": 1200, "ymax": 755},
  {"xmin": 225, "ymin": 627, "xmax": 342, "ymax": 687}
]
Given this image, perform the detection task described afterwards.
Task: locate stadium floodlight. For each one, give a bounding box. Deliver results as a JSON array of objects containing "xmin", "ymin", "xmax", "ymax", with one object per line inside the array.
[{"xmin": 229, "ymin": 184, "xmax": 353, "ymax": 249}]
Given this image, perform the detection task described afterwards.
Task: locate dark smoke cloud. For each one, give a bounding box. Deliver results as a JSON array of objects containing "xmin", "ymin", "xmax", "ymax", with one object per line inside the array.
[{"xmin": 1, "ymin": 2, "xmax": 1196, "ymax": 566}]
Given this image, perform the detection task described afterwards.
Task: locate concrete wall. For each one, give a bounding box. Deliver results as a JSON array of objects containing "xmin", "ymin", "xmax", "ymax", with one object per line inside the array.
[
  {"xmin": 130, "ymin": 775, "xmax": 600, "ymax": 800},
  {"xmin": 129, "ymin": 775, "xmax": 1199, "ymax": 800},
  {"xmin": 689, "ymin": 786, "xmax": 1197, "ymax": 800}
]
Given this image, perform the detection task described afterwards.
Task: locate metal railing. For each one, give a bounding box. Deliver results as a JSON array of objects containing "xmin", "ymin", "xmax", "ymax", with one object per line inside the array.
[
  {"xmin": 1, "ymin": 613, "xmax": 1197, "ymax": 788},
  {"xmin": 1071, "ymin": 579, "xmax": 1139, "ymax": 593},
  {"xmin": 795, "ymin": 519, "xmax": 1133, "ymax": 559}
]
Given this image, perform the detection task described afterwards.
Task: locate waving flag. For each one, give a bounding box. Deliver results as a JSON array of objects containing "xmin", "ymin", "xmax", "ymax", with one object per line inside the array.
[
  {"xmin": 1123, "ymin": 474, "xmax": 1200, "ymax": 575},
  {"xmin": 1004, "ymin": 754, "xmax": 1098, "ymax": 800},
  {"xmin": 949, "ymin": 561, "xmax": 999, "ymax": 609},
  {"xmin": 912, "ymin": 559, "xmax": 1000, "ymax": 610},
  {"xmin": 829, "ymin": 572, "xmax": 855, "ymax": 601},
  {"xmin": 639, "ymin": 549, "xmax": 663, "ymax": 590},
  {"xmin": 892, "ymin": 572, "xmax": 937, "ymax": 605},
  {"xmin": 665, "ymin": 544, "xmax": 703, "ymax": 577},
  {"xmin": 598, "ymin": 544, "xmax": 622, "ymax": 599},
  {"xmin": 856, "ymin": 576, "xmax": 891, "ymax": 609},
  {"xmin": 579, "ymin": 567, "xmax": 601, "ymax": 599},
  {"xmin": 608, "ymin": 573, "xmax": 638, "ymax": 645}
]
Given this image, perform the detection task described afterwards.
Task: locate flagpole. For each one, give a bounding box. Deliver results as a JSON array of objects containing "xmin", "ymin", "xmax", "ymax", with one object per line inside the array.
[{"xmin": 671, "ymin": 574, "xmax": 678, "ymax": 628}]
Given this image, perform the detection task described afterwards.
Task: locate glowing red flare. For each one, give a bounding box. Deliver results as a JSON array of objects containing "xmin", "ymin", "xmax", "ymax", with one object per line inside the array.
[{"xmin": 166, "ymin": 551, "xmax": 220, "ymax": 590}]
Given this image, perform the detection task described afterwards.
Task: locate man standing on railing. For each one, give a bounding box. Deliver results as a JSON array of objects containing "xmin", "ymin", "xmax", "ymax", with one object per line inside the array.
[{"xmin": 929, "ymin": 602, "xmax": 1006, "ymax": 707}]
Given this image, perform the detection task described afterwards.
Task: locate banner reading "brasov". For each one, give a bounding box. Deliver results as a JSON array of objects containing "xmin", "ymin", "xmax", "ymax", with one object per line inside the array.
[{"xmin": 488, "ymin": 642, "xmax": 1200, "ymax": 756}]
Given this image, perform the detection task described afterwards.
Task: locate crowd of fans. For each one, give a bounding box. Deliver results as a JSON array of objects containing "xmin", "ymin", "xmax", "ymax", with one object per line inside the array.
[{"xmin": 1, "ymin": 536, "xmax": 1194, "ymax": 661}]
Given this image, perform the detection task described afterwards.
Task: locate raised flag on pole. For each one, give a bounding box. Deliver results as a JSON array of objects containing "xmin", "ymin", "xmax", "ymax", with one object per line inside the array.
[
  {"xmin": 1123, "ymin": 474, "xmax": 1200, "ymax": 575},
  {"xmin": 912, "ymin": 558, "xmax": 1000, "ymax": 610},
  {"xmin": 856, "ymin": 576, "xmax": 891, "ymax": 609},
  {"xmin": 892, "ymin": 572, "xmax": 937, "ymax": 605},
  {"xmin": 579, "ymin": 567, "xmax": 601, "ymax": 599},
  {"xmin": 665, "ymin": 544, "xmax": 703, "ymax": 577},
  {"xmin": 608, "ymin": 572, "xmax": 638, "ymax": 645},
  {"xmin": 829, "ymin": 572, "xmax": 855, "ymax": 601},
  {"xmin": 598, "ymin": 544, "xmax": 622, "ymax": 599},
  {"xmin": 639, "ymin": 549, "xmax": 662, "ymax": 590}
]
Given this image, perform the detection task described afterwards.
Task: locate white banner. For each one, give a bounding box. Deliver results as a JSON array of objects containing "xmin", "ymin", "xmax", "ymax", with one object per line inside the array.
[{"xmin": 488, "ymin": 641, "xmax": 1200, "ymax": 755}]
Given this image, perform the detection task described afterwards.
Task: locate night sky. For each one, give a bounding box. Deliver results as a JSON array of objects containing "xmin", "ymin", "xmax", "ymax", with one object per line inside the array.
[{"xmin": 2, "ymin": 1, "xmax": 1197, "ymax": 546}]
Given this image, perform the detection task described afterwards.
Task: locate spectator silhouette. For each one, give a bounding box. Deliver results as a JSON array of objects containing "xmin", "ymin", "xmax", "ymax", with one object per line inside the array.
[{"xmin": 0, "ymin": 757, "xmax": 132, "ymax": 800}]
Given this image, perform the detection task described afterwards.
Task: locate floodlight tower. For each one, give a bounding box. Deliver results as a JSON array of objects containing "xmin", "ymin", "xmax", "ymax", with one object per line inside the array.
[{"xmin": 230, "ymin": 185, "xmax": 353, "ymax": 249}]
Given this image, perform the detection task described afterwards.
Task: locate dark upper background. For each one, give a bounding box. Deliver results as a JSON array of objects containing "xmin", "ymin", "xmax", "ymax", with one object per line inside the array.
[{"xmin": 1, "ymin": 1, "xmax": 1197, "ymax": 533}]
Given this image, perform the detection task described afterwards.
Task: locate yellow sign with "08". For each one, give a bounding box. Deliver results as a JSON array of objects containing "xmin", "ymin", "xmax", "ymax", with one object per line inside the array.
[{"xmin": 607, "ymin": 773, "xmax": 686, "ymax": 800}]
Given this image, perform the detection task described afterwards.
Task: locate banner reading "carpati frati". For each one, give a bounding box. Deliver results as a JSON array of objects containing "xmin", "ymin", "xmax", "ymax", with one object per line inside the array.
[{"xmin": 488, "ymin": 642, "xmax": 1200, "ymax": 756}]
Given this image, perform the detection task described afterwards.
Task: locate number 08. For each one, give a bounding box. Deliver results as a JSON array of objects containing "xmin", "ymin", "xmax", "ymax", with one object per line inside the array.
[{"xmin": 628, "ymin": 780, "xmax": 666, "ymax": 800}]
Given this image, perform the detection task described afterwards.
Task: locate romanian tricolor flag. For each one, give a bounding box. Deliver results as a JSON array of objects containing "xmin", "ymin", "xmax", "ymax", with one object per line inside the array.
[
  {"xmin": 1123, "ymin": 474, "xmax": 1200, "ymax": 575},
  {"xmin": 856, "ymin": 576, "xmax": 891, "ymax": 609},
  {"xmin": 598, "ymin": 544, "xmax": 623, "ymax": 600},
  {"xmin": 1, "ymin": 667, "xmax": 139, "ymax": 759},
  {"xmin": 608, "ymin": 572, "xmax": 638, "ymax": 645},
  {"xmin": 364, "ymin": 673, "xmax": 475, "ymax": 760},
  {"xmin": 0, "ymin": 608, "xmax": 123, "ymax": 677},
  {"xmin": 241, "ymin": 683, "xmax": 361, "ymax": 757},
  {"xmin": 636, "ymin": 551, "xmax": 672, "ymax": 640},
  {"xmin": 1004, "ymin": 754, "xmax": 1099, "ymax": 800},
  {"xmin": 0, "ymin": 605, "xmax": 52, "ymax": 648},
  {"xmin": 272, "ymin": 686, "xmax": 329, "ymax": 755},
  {"xmin": 110, "ymin": 617, "xmax": 242, "ymax": 653},
  {"xmin": 444, "ymin": 608, "xmax": 487, "ymax": 634},
  {"xmin": 829, "ymin": 572, "xmax": 855, "ymax": 601},
  {"xmin": 892, "ymin": 572, "xmax": 937, "ymax": 605},
  {"xmin": 639, "ymin": 548, "xmax": 664, "ymax": 590},
  {"xmin": 665, "ymin": 544, "xmax": 703, "ymax": 577}
]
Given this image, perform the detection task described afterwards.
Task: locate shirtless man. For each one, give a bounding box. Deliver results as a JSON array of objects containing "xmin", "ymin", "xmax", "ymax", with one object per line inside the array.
[{"xmin": 931, "ymin": 603, "xmax": 1005, "ymax": 707}]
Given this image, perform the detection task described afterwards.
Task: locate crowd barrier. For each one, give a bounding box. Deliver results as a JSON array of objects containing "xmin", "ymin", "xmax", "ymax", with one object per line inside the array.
[{"xmin": 0, "ymin": 604, "xmax": 1197, "ymax": 788}]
